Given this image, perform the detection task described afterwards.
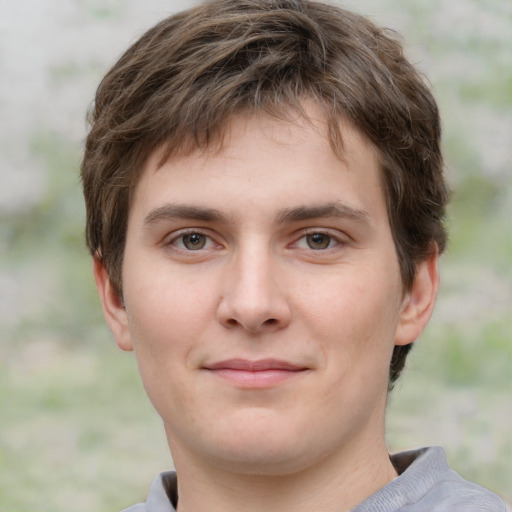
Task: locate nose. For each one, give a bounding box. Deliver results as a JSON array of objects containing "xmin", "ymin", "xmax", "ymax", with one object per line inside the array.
[{"xmin": 216, "ymin": 244, "xmax": 291, "ymax": 333}]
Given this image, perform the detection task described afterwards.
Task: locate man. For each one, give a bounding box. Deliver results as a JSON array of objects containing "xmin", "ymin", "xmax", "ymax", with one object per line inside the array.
[{"xmin": 81, "ymin": 0, "xmax": 507, "ymax": 510}]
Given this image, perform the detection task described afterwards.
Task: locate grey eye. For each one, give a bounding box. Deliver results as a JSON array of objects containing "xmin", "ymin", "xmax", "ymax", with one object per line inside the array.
[
  {"xmin": 306, "ymin": 233, "xmax": 331, "ymax": 250},
  {"xmin": 182, "ymin": 233, "xmax": 207, "ymax": 250}
]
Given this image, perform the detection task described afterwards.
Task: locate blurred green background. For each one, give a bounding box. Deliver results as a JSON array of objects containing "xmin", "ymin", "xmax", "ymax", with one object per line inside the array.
[{"xmin": 0, "ymin": 0, "xmax": 510, "ymax": 510}]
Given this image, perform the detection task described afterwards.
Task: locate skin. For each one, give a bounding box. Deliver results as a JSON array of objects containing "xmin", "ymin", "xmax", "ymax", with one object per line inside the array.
[{"xmin": 95, "ymin": 105, "xmax": 439, "ymax": 512}]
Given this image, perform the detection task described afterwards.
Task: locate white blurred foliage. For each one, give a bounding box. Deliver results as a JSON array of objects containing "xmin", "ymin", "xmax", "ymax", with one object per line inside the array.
[{"xmin": 0, "ymin": 0, "xmax": 192, "ymax": 213}]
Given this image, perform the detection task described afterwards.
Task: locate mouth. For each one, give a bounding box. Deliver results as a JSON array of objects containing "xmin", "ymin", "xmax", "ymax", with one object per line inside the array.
[{"xmin": 202, "ymin": 359, "xmax": 309, "ymax": 388}]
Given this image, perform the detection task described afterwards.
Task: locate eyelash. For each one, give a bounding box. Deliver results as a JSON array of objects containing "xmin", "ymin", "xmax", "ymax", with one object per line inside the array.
[
  {"xmin": 292, "ymin": 230, "xmax": 346, "ymax": 252},
  {"xmin": 164, "ymin": 229, "xmax": 219, "ymax": 253},
  {"xmin": 163, "ymin": 228, "xmax": 348, "ymax": 255}
]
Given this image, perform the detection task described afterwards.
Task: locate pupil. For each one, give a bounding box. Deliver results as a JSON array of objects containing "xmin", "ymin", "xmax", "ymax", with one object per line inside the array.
[
  {"xmin": 307, "ymin": 233, "xmax": 330, "ymax": 250},
  {"xmin": 184, "ymin": 233, "xmax": 205, "ymax": 249}
]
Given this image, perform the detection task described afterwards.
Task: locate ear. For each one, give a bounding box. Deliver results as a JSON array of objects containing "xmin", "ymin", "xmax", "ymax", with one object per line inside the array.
[
  {"xmin": 93, "ymin": 256, "xmax": 134, "ymax": 352},
  {"xmin": 395, "ymin": 249, "xmax": 439, "ymax": 346}
]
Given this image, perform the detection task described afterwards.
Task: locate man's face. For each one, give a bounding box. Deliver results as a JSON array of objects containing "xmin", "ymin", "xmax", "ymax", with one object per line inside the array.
[{"xmin": 96, "ymin": 106, "xmax": 436, "ymax": 476}]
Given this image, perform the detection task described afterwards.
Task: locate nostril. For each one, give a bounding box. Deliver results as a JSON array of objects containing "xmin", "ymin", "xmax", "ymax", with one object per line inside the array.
[{"xmin": 264, "ymin": 318, "xmax": 277, "ymax": 326}]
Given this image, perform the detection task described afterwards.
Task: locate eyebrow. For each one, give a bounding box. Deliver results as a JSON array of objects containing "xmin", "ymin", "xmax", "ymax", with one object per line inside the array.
[
  {"xmin": 276, "ymin": 202, "xmax": 371, "ymax": 225},
  {"xmin": 143, "ymin": 204, "xmax": 228, "ymax": 226},
  {"xmin": 143, "ymin": 201, "xmax": 371, "ymax": 228}
]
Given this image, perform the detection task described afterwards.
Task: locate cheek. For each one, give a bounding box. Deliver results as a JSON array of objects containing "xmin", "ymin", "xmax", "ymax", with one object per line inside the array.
[
  {"xmin": 125, "ymin": 259, "xmax": 212, "ymax": 339},
  {"xmin": 123, "ymin": 283, "xmax": 200, "ymax": 423},
  {"xmin": 296, "ymin": 264, "xmax": 402, "ymax": 368}
]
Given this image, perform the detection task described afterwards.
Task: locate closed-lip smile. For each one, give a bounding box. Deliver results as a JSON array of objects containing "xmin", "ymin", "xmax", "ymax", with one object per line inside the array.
[{"xmin": 203, "ymin": 358, "xmax": 309, "ymax": 388}]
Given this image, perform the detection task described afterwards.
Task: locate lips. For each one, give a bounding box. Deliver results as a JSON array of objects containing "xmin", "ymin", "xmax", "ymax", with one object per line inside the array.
[
  {"xmin": 205, "ymin": 359, "xmax": 306, "ymax": 371},
  {"xmin": 203, "ymin": 359, "xmax": 308, "ymax": 388}
]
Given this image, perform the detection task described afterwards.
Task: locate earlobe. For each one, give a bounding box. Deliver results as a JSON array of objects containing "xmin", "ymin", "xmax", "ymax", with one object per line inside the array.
[
  {"xmin": 395, "ymin": 249, "xmax": 439, "ymax": 347},
  {"xmin": 93, "ymin": 257, "xmax": 134, "ymax": 352}
]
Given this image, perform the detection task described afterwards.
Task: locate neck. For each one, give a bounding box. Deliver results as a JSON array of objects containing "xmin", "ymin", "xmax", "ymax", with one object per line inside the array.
[{"xmin": 170, "ymin": 436, "xmax": 397, "ymax": 512}]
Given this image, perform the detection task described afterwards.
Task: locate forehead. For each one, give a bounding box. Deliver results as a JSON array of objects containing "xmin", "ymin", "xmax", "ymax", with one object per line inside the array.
[{"xmin": 129, "ymin": 106, "xmax": 385, "ymax": 226}]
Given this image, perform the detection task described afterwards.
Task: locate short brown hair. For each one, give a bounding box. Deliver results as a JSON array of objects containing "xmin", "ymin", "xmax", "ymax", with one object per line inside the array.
[{"xmin": 81, "ymin": 0, "xmax": 448, "ymax": 387}]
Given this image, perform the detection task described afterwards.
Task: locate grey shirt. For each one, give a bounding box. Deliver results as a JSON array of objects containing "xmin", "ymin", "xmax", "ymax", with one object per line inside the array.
[{"xmin": 121, "ymin": 446, "xmax": 507, "ymax": 511}]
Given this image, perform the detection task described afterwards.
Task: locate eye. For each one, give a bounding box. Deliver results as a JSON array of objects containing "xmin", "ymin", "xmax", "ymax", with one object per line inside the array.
[
  {"xmin": 169, "ymin": 231, "xmax": 215, "ymax": 251},
  {"xmin": 181, "ymin": 233, "xmax": 208, "ymax": 250},
  {"xmin": 305, "ymin": 233, "xmax": 333, "ymax": 250},
  {"xmin": 294, "ymin": 231, "xmax": 341, "ymax": 251}
]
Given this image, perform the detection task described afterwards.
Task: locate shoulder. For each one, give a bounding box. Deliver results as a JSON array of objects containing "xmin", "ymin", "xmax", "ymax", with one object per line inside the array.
[
  {"xmin": 120, "ymin": 506, "xmax": 146, "ymax": 512},
  {"xmin": 394, "ymin": 447, "xmax": 507, "ymax": 512},
  {"xmin": 119, "ymin": 471, "xmax": 178, "ymax": 512},
  {"xmin": 423, "ymin": 470, "xmax": 507, "ymax": 511},
  {"xmin": 354, "ymin": 447, "xmax": 507, "ymax": 512}
]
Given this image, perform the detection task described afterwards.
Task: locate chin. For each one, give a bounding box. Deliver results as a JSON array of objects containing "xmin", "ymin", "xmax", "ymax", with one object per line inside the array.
[
  {"xmin": 203, "ymin": 417, "xmax": 321, "ymax": 476},
  {"xmin": 212, "ymin": 443, "xmax": 315, "ymax": 476}
]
